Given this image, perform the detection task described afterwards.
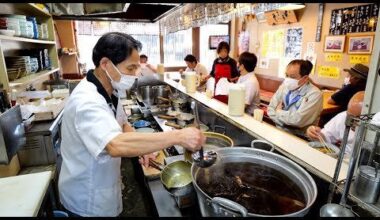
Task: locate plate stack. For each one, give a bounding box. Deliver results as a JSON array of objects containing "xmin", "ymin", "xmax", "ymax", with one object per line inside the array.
[
  {"xmin": 8, "ymin": 15, "xmax": 28, "ymax": 38},
  {"xmin": 0, "ymin": 16, "xmax": 21, "ymax": 36},
  {"xmin": 5, "ymin": 56, "xmax": 31, "ymax": 81},
  {"xmin": 30, "ymin": 57, "xmax": 39, "ymax": 73},
  {"xmin": 38, "ymin": 23, "xmax": 48, "ymax": 40},
  {"xmin": 26, "ymin": 16, "xmax": 38, "ymax": 39}
]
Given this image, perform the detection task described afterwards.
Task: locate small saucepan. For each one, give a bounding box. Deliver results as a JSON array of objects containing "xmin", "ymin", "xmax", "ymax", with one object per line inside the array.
[{"xmin": 149, "ymin": 159, "xmax": 195, "ymax": 207}]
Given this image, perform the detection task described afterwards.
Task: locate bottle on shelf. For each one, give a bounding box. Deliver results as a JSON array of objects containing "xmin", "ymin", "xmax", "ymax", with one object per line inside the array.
[{"xmin": 10, "ymin": 89, "xmax": 17, "ymax": 107}]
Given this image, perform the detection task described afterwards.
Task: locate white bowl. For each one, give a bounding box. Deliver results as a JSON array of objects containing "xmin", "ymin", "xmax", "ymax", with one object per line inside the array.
[
  {"xmin": 308, "ymin": 141, "xmax": 340, "ymax": 157},
  {"xmin": 0, "ymin": 29, "xmax": 15, "ymax": 36}
]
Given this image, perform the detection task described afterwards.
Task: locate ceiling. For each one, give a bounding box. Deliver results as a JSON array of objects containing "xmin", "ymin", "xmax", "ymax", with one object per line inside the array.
[{"xmin": 52, "ymin": 3, "xmax": 182, "ymax": 23}]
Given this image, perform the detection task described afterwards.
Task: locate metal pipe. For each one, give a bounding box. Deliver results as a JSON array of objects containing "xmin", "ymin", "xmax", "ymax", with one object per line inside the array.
[
  {"xmin": 327, "ymin": 124, "xmax": 351, "ymax": 203},
  {"xmin": 367, "ymin": 132, "xmax": 380, "ymax": 165},
  {"xmin": 339, "ymin": 121, "xmax": 366, "ymax": 206}
]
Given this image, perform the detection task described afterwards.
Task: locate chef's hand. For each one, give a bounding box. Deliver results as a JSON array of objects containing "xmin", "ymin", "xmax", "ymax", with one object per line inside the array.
[
  {"xmin": 139, "ymin": 152, "xmax": 158, "ymax": 168},
  {"xmin": 306, "ymin": 125, "xmax": 322, "ymax": 141},
  {"xmin": 178, "ymin": 127, "xmax": 205, "ymax": 152}
]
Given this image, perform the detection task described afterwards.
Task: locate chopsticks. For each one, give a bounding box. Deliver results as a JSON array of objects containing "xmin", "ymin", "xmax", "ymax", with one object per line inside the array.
[{"xmin": 318, "ymin": 134, "xmax": 333, "ymax": 154}]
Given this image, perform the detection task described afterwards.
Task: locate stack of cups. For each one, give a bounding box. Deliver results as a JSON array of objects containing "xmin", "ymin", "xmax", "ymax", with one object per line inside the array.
[
  {"xmin": 228, "ymin": 84, "xmax": 245, "ymax": 116},
  {"xmin": 157, "ymin": 64, "xmax": 164, "ymax": 81}
]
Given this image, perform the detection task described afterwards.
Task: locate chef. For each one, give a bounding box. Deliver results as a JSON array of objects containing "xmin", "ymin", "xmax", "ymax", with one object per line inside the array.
[{"xmin": 58, "ymin": 32, "xmax": 205, "ymax": 217}]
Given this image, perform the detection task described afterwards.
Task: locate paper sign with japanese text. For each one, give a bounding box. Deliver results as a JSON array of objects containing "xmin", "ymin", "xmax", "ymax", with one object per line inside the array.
[
  {"xmin": 349, "ymin": 55, "xmax": 369, "ymax": 64},
  {"xmin": 325, "ymin": 53, "xmax": 343, "ymax": 62},
  {"xmin": 318, "ymin": 66, "xmax": 340, "ymax": 79}
]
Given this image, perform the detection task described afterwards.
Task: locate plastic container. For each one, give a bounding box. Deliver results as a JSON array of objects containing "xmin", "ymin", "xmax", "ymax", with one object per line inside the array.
[
  {"xmin": 228, "ymin": 84, "xmax": 245, "ymax": 116},
  {"xmin": 184, "ymin": 71, "xmax": 198, "ymax": 93}
]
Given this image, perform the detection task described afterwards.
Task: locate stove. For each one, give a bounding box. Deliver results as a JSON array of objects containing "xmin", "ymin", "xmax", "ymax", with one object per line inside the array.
[{"xmin": 126, "ymin": 97, "xmax": 179, "ymax": 157}]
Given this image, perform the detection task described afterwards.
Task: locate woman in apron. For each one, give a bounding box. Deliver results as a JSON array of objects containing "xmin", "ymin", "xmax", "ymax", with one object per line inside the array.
[{"xmin": 206, "ymin": 41, "xmax": 239, "ymax": 104}]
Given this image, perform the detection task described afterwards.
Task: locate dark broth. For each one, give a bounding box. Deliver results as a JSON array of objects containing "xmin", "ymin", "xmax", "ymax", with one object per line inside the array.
[{"xmin": 196, "ymin": 162, "xmax": 306, "ymax": 215}]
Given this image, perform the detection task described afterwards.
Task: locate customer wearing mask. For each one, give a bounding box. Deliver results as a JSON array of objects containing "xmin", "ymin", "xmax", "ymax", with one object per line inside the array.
[
  {"xmin": 236, "ymin": 52, "xmax": 260, "ymax": 115},
  {"xmin": 267, "ymin": 59, "xmax": 323, "ymax": 137},
  {"xmin": 204, "ymin": 41, "xmax": 239, "ymax": 104},
  {"xmin": 58, "ymin": 32, "xmax": 205, "ymax": 217},
  {"xmin": 327, "ymin": 63, "xmax": 368, "ymax": 111},
  {"xmin": 306, "ymin": 91, "xmax": 364, "ymax": 155}
]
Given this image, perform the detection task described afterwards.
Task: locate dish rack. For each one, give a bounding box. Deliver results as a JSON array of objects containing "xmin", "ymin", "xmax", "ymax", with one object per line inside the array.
[{"xmin": 328, "ymin": 113, "xmax": 380, "ymax": 216}]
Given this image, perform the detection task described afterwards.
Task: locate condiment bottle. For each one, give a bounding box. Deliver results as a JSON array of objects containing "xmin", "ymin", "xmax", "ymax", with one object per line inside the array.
[{"xmin": 10, "ymin": 89, "xmax": 17, "ymax": 107}]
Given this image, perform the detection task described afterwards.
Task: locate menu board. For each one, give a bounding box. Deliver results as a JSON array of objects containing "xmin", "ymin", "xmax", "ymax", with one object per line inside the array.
[{"xmin": 329, "ymin": 3, "xmax": 379, "ymax": 35}]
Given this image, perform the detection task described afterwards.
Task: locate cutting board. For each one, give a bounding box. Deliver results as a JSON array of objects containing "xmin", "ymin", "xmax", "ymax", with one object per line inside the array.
[{"xmin": 142, "ymin": 150, "xmax": 166, "ymax": 180}]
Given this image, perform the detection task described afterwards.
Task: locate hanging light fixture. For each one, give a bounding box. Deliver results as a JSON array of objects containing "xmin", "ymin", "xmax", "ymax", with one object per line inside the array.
[{"xmin": 277, "ymin": 3, "xmax": 305, "ymax": 10}]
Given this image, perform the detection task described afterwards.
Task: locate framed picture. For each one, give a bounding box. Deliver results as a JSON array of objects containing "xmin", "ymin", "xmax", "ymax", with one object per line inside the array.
[
  {"xmin": 348, "ymin": 35, "xmax": 374, "ymax": 54},
  {"xmin": 324, "ymin": 35, "xmax": 346, "ymax": 52}
]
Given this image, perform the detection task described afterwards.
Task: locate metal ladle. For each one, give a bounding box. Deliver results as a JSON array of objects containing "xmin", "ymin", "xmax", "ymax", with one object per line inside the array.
[
  {"xmin": 320, "ymin": 121, "xmax": 367, "ymax": 217},
  {"xmin": 190, "ymin": 100, "xmax": 217, "ymax": 168}
]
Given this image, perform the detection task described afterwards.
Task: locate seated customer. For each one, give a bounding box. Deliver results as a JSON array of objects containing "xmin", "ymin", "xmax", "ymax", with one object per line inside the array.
[
  {"xmin": 179, "ymin": 54, "xmax": 209, "ymax": 91},
  {"xmin": 327, "ymin": 63, "xmax": 368, "ymax": 110},
  {"xmin": 306, "ymin": 91, "xmax": 364, "ymax": 155},
  {"xmin": 267, "ymin": 60, "xmax": 323, "ymax": 137},
  {"xmin": 236, "ymin": 52, "xmax": 260, "ymax": 115},
  {"xmin": 137, "ymin": 54, "xmax": 157, "ymax": 76}
]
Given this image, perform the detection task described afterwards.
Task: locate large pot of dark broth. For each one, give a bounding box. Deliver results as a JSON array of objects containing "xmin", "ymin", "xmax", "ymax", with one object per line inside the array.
[{"xmin": 191, "ymin": 147, "xmax": 317, "ymax": 217}]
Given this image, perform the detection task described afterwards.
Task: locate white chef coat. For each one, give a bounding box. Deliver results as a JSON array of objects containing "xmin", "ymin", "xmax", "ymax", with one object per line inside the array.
[
  {"xmin": 321, "ymin": 111, "xmax": 355, "ymax": 155},
  {"xmin": 237, "ymin": 72, "xmax": 260, "ymax": 115},
  {"xmin": 268, "ymin": 82, "xmax": 323, "ymax": 130},
  {"xmin": 58, "ymin": 77, "xmax": 125, "ymax": 217}
]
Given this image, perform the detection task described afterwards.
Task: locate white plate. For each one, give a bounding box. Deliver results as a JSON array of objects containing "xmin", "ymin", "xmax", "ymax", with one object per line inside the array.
[{"xmin": 0, "ymin": 29, "xmax": 15, "ymax": 36}]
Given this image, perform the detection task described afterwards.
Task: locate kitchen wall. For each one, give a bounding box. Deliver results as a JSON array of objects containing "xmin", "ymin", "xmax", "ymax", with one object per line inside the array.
[{"xmin": 243, "ymin": 3, "xmax": 374, "ymax": 88}]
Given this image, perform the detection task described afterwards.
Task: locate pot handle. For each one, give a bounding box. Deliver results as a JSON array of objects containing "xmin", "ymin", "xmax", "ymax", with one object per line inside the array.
[
  {"xmin": 251, "ymin": 140, "xmax": 275, "ymax": 152},
  {"xmin": 211, "ymin": 197, "xmax": 248, "ymax": 217}
]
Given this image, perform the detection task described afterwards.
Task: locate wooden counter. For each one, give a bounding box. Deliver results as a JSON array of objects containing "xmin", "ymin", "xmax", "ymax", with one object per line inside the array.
[{"xmin": 163, "ymin": 72, "xmax": 349, "ymax": 182}]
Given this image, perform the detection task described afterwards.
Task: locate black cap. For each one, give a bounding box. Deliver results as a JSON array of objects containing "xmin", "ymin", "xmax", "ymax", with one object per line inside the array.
[{"xmin": 343, "ymin": 64, "xmax": 369, "ymax": 80}]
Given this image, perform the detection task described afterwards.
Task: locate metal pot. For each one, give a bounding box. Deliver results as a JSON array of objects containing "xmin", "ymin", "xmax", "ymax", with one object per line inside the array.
[
  {"xmin": 153, "ymin": 85, "xmax": 169, "ymax": 104},
  {"xmin": 149, "ymin": 159, "xmax": 196, "ymax": 208},
  {"xmin": 184, "ymin": 132, "xmax": 234, "ymax": 162},
  {"xmin": 140, "ymin": 85, "xmax": 155, "ymax": 106},
  {"xmin": 191, "ymin": 147, "xmax": 317, "ymax": 217},
  {"xmin": 354, "ymin": 165, "xmax": 380, "ymax": 204}
]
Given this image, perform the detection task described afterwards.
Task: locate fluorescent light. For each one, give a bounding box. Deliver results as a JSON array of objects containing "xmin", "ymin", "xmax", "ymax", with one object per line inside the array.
[{"xmin": 277, "ymin": 3, "xmax": 305, "ymax": 10}]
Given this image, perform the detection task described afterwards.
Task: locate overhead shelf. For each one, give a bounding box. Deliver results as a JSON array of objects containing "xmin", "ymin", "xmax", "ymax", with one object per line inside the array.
[
  {"xmin": 0, "ymin": 35, "xmax": 56, "ymax": 45},
  {"xmin": 9, "ymin": 68, "xmax": 59, "ymax": 87}
]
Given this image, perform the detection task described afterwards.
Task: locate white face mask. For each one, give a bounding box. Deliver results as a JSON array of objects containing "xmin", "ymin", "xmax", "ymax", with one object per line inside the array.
[
  {"xmin": 105, "ymin": 62, "xmax": 137, "ymax": 92},
  {"xmin": 283, "ymin": 77, "xmax": 299, "ymax": 91},
  {"xmin": 344, "ymin": 76, "xmax": 350, "ymax": 86}
]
